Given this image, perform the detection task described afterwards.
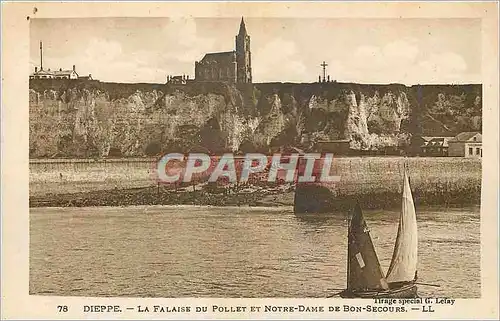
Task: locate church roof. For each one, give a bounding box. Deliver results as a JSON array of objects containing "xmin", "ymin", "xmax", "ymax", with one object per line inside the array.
[{"xmin": 199, "ymin": 51, "xmax": 236, "ymax": 64}]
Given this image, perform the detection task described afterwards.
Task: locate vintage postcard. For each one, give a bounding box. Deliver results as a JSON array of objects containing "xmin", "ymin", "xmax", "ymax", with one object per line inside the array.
[{"xmin": 1, "ymin": 1, "xmax": 499, "ymax": 320}]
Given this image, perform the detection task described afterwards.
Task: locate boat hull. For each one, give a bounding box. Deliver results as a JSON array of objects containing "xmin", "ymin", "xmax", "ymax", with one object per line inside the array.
[{"xmin": 339, "ymin": 283, "xmax": 418, "ymax": 299}]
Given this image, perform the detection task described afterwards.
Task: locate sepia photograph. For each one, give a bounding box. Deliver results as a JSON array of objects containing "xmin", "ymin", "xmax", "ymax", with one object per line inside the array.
[
  {"xmin": 1, "ymin": 1, "xmax": 499, "ymax": 320},
  {"xmin": 28, "ymin": 15, "xmax": 483, "ymax": 299}
]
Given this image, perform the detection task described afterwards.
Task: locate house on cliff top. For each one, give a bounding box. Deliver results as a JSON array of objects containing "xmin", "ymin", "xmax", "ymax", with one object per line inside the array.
[
  {"xmin": 30, "ymin": 65, "xmax": 79, "ymax": 80},
  {"xmin": 30, "ymin": 65, "xmax": 93, "ymax": 80},
  {"xmin": 166, "ymin": 75, "xmax": 192, "ymax": 85},
  {"xmin": 30, "ymin": 42, "xmax": 93, "ymax": 80}
]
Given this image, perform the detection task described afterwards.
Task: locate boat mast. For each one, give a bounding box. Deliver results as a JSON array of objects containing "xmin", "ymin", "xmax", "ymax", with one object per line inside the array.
[{"xmin": 346, "ymin": 214, "xmax": 351, "ymax": 290}]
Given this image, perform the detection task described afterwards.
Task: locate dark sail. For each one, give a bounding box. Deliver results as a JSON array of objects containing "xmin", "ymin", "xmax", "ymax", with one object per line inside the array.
[{"xmin": 347, "ymin": 203, "xmax": 389, "ymax": 291}]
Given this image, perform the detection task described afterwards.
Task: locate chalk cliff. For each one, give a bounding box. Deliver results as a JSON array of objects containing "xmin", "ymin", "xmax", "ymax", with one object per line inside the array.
[{"xmin": 29, "ymin": 80, "xmax": 482, "ymax": 158}]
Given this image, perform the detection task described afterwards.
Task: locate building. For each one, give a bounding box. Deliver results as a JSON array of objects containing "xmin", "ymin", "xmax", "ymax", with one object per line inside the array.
[
  {"xmin": 30, "ymin": 65, "xmax": 91, "ymax": 80},
  {"xmin": 30, "ymin": 65, "xmax": 79, "ymax": 80},
  {"xmin": 406, "ymin": 135, "xmax": 429, "ymax": 156},
  {"xmin": 194, "ymin": 17, "xmax": 252, "ymax": 84},
  {"xmin": 29, "ymin": 41, "xmax": 93, "ymax": 80},
  {"xmin": 78, "ymin": 74, "xmax": 93, "ymax": 81},
  {"xmin": 29, "ymin": 68, "xmax": 56, "ymax": 80},
  {"xmin": 448, "ymin": 132, "xmax": 482, "ymax": 157},
  {"xmin": 420, "ymin": 137, "xmax": 452, "ymax": 157},
  {"xmin": 166, "ymin": 75, "xmax": 192, "ymax": 85},
  {"xmin": 53, "ymin": 66, "xmax": 79, "ymax": 79}
]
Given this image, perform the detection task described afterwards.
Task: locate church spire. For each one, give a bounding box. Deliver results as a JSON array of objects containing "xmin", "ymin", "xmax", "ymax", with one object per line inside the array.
[
  {"xmin": 238, "ymin": 17, "xmax": 247, "ymax": 35},
  {"xmin": 235, "ymin": 16, "xmax": 251, "ymax": 83}
]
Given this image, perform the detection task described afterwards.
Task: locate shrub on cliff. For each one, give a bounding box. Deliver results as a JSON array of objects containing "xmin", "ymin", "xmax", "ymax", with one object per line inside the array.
[
  {"xmin": 108, "ymin": 147, "xmax": 123, "ymax": 158},
  {"xmin": 145, "ymin": 142, "xmax": 162, "ymax": 156},
  {"xmin": 238, "ymin": 139, "xmax": 259, "ymax": 153},
  {"xmin": 200, "ymin": 117, "xmax": 227, "ymax": 154},
  {"xmin": 270, "ymin": 126, "xmax": 299, "ymax": 148}
]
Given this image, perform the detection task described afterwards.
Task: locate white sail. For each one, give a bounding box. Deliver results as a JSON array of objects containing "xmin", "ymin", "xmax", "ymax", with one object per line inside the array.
[{"xmin": 386, "ymin": 164, "xmax": 418, "ymax": 283}]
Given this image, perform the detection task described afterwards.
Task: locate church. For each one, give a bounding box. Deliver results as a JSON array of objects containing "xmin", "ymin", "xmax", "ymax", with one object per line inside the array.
[{"xmin": 194, "ymin": 17, "xmax": 252, "ymax": 84}]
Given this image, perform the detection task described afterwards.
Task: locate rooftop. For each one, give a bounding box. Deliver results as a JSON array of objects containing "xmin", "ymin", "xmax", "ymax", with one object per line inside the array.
[
  {"xmin": 422, "ymin": 137, "xmax": 452, "ymax": 147},
  {"xmin": 31, "ymin": 68, "xmax": 77, "ymax": 76},
  {"xmin": 199, "ymin": 51, "xmax": 236, "ymax": 63},
  {"xmin": 450, "ymin": 131, "xmax": 482, "ymax": 142}
]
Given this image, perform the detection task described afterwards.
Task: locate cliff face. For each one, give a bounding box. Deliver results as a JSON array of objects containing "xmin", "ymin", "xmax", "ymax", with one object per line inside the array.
[{"xmin": 29, "ymin": 80, "xmax": 482, "ymax": 158}]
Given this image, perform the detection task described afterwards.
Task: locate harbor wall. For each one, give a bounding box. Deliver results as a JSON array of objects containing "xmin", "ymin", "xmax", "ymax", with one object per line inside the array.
[{"xmin": 30, "ymin": 156, "xmax": 481, "ymax": 209}]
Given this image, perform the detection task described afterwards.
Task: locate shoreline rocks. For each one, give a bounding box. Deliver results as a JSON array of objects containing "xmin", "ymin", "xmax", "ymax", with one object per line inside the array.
[{"xmin": 29, "ymin": 183, "xmax": 481, "ymax": 211}]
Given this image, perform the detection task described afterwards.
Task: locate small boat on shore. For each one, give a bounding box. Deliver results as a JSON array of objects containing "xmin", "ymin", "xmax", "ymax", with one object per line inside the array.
[{"xmin": 335, "ymin": 163, "xmax": 419, "ymax": 298}]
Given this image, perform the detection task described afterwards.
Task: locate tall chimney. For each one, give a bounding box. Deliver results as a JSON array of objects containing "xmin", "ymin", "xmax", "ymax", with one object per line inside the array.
[
  {"xmin": 73, "ymin": 65, "xmax": 76, "ymax": 72},
  {"xmin": 40, "ymin": 41, "xmax": 43, "ymax": 70}
]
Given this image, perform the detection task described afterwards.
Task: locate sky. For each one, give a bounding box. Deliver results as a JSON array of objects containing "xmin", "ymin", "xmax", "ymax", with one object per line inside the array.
[{"xmin": 30, "ymin": 17, "xmax": 481, "ymax": 85}]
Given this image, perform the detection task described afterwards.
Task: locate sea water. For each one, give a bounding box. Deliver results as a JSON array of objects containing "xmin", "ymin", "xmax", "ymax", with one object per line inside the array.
[{"xmin": 29, "ymin": 205, "xmax": 480, "ymax": 298}]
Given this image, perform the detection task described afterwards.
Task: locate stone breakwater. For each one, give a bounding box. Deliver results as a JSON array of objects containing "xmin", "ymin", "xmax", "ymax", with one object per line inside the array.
[
  {"xmin": 29, "ymin": 157, "xmax": 481, "ymax": 210},
  {"xmin": 29, "ymin": 184, "xmax": 293, "ymax": 208},
  {"xmin": 29, "ymin": 181, "xmax": 480, "ymax": 210}
]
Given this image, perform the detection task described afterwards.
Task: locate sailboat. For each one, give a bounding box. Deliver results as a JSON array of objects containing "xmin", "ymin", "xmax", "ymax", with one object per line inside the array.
[{"xmin": 337, "ymin": 163, "xmax": 419, "ymax": 298}]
